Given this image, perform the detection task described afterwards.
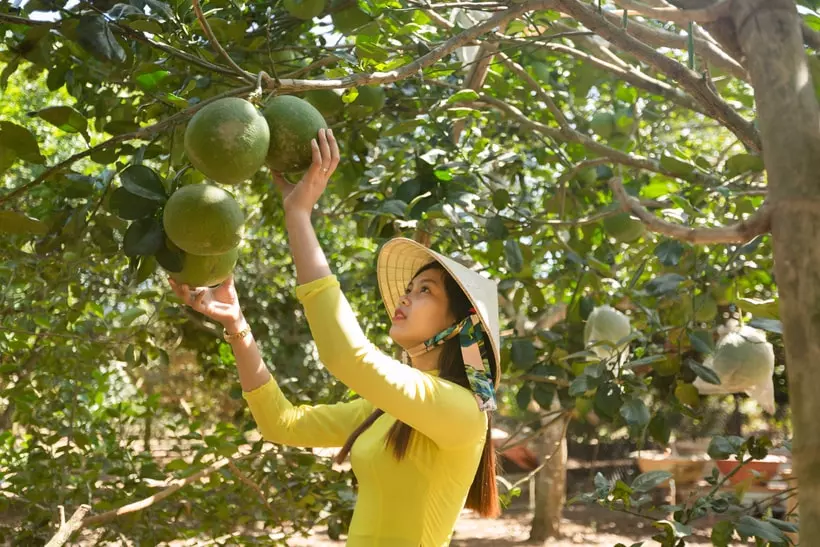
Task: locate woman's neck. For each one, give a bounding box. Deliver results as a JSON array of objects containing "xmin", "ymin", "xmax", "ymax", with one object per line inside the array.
[{"xmin": 410, "ymin": 346, "xmax": 442, "ymax": 372}]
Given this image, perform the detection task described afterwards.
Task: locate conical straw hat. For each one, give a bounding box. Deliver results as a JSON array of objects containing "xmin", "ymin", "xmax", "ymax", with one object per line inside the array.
[{"xmin": 376, "ymin": 237, "xmax": 501, "ymax": 386}]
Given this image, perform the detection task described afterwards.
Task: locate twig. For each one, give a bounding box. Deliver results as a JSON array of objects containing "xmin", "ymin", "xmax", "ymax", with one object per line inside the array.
[
  {"xmin": 0, "ymin": 85, "xmax": 254, "ymax": 204},
  {"xmin": 45, "ymin": 504, "xmax": 90, "ymax": 547},
  {"xmin": 496, "ymin": 51, "xmax": 569, "ymax": 128},
  {"xmin": 559, "ymin": 0, "xmax": 759, "ymax": 152},
  {"xmin": 555, "ymin": 158, "xmax": 612, "ymax": 218},
  {"xmin": 614, "ymin": 0, "xmax": 733, "ymax": 24},
  {"xmin": 82, "ymin": 448, "xmax": 266, "ymax": 526},
  {"xmin": 509, "ymin": 413, "xmax": 572, "ymax": 489},
  {"xmin": 802, "ymin": 21, "xmax": 820, "ymax": 50},
  {"xmin": 227, "ymin": 461, "xmax": 278, "ymax": 517},
  {"xmin": 608, "ymin": 176, "xmax": 771, "ymax": 244},
  {"xmin": 191, "ymin": 0, "xmax": 254, "ymax": 82}
]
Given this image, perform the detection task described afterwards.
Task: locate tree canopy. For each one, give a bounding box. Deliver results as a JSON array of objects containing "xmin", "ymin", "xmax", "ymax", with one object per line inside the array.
[{"xmin": 2, "ymin": 0, "xmax": 816, "ymax": 544}]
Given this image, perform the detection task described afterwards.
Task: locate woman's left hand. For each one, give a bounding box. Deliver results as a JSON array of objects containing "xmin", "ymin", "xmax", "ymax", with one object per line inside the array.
[{"xmin": 271, "ymin": 128, "xmax": 340, "ymax": 216}]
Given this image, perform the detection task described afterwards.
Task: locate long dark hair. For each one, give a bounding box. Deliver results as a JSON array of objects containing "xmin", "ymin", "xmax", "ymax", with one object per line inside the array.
[{"xmin": 334, "ymin": 261, "xmax": 501, "ymax": 518}]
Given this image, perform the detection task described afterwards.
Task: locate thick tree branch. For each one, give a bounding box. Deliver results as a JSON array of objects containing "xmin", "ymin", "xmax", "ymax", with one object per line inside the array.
[
  {"xmin": 594, "ymin": 7, "xmax": 747, "ymax": 80},
  {"xmin": 608, "ymin": 177, "xmax": 771, "ymax": 243},
  {"xmin": 614, "ymin": 0, "xmax": 732, "ymax": 24},
  {"xmin": 0, "ymin": 85, "xmax": 254, "ymax": 204},
  {"xmin": 45, "ymin": 504, "xmax": 91, "ymax": 547},
  {"xmin": 476, "ymin": 94, "xmax": 721, "ymax": 186},
  {"xmin": 559, "ymin": 0, "xmax": 760, "ymax": 152}
]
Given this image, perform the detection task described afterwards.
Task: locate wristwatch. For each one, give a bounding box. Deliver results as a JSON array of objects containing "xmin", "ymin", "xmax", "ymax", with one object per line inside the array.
[{"xmin": 223, "ymin": 323, "xmax": 252, "ymax": 342}]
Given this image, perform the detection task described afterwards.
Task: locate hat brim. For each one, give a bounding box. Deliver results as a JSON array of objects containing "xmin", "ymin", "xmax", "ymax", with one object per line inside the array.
[{"xmin": 376, "ymin": 238, "xmax": 501, "ymax": 387}]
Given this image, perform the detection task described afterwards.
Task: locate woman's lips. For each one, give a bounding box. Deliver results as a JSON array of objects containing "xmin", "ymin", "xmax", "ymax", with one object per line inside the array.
[{"xmin": 393, "ymin": 310, "xmax": 406, "ymax": 321}]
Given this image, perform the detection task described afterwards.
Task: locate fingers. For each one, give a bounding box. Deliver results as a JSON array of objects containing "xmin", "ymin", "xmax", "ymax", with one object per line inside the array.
[
  {"xmin": 318, "ymin": 129, "xmax": 332, "ymax": 173},
  {"xmin": 328, "ymin": 129, "xmax": 340, "ymax": 172}
]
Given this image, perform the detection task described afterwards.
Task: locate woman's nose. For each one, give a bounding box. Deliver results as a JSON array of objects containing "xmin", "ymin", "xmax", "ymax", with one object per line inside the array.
[{"xmin": 399, "ymin": 294, "xmax": 410, "ymax": 306}]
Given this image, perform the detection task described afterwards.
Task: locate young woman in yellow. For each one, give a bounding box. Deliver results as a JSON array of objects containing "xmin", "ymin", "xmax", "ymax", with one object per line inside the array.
[{"xmin": 168, "ymin": 129, "xmax": 503, "ymax": 546}]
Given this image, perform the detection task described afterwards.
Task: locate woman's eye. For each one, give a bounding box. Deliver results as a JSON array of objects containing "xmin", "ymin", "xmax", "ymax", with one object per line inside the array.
[{"xmin": 420, "ymin": 286, "xmax": 430, "ymax": 293}]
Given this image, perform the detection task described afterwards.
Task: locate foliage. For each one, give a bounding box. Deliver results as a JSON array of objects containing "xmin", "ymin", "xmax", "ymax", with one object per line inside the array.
[{"xmin": 0, "ymin": 0, "xmax": 804, "ymax": 544}]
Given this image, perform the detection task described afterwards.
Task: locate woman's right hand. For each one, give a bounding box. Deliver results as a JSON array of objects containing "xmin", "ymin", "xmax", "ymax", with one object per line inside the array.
[{"xmin": 168, "ymin": 275, "xmax": 245, "ymax": 331}]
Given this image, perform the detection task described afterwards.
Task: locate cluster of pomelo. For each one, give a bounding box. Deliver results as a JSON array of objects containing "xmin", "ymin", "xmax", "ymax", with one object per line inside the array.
[{"xmin": 161, "ymin": 94, "xmax": 328, "ymax": 287}]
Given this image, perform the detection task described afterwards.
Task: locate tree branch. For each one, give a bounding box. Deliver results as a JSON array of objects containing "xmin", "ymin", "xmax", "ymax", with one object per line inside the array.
[
  {"xmin": 82, "ymin": 447, "xmax": 267, "ymax": 526},
  {"xmin": 608, "ymin": 176, "xmax": 771, "ymax": 243},
  {"xmin": 191, "ymin": 0, "xmax": 254, "ymax": 82},
  {"xmin": 498, "ymin": 37, "xmax": 708, "ymax": 115},
  {"xmin": 45, "ymin": 504, "xmax": 90, "ymax": 547},
  {"xmin": 496, "ymin": 51, "xmax": 569, "ymax": 128},
  {"xmin": 594, "ymin": 6, "xmax": 747, "ymax": 81},
  {"xmin": 614, "ymin": 0, "xmax": 732, "ymax": 24},
  {"xmin": 801, "ymin": 21, "xmax": 820, "ymax": 50},
  {"xmin": 475, "ymin": 94, "xmax": 721, "ymax": 186},
  {"xmin": 559, "ymin": 0, "xmax": 760, "ymax": 152},
  {"xmin": 0, "ymin": 85, "xmax": 254, "ymax": 204}
]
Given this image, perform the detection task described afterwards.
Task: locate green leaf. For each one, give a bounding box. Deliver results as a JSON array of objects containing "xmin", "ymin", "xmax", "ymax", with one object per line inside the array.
[
  {"xmin": 0, "ymin": 122, "xmax": 45, "ymax": 164},
  {"xmin": 644, "ymin": 273, "xmax": 685, "ymax": 295},
  {"xmin": 504, "ymin": 240, "xmax": 524, "ymax": 273},
  {"xmin": 492, "ymin": 189, "xmax": 511, "ymax": 210},
  {"xmin": 654, "ymin": 239, "xmax": 685, "ymax": 266},
  {"xmin": 0, "ymin": 145, "xmax": 16, "ymax": 176},
  {"xmin": 735, "ymin": 516, "xmax": 787, "ymax": 542},
  {"xmin": 766, "ymin": 517, "xmax": 798, "ymax": 533},
  {"xmin": 516, "ymin": 383, "xmax": 532, "ymax": 409},
  {"xmin": 707, "ymin": 435, "xmax": 744, "ymax": 459},
  {"xmin": 120, "ymin": 307, "xmax": 146, "ymax": 326},
  {"xmin": 725, "ymin": 153, "xmax": 764, "ymax": 176},
  {"xmin": 33, "ymin": 106, "xmax": 88, "ymax": 134},
  {"xmin": 710, "ymin": 520, "xmax": 734, "ymax": 547},
  {"xmin": 620, "ymin": 397, "xmax": 650, "ymax": 426},
  {"xmin": 123, "ymin": 217, "xmax": 164, "ymax": 257},
  {"xmin": 648, "ymin": 413, "xmax": 671, "ymax": 445},
  {"xmin": 120, "ymin": 165, "xmax": 167, "ymax": 202},
  {"xmin": 569, "ymin": 375, "xmax": 596, "ymax": 396},
  {"xmin": 135, "ymin": 70, "xmax": 170, "ymax": 91},
  {"xmin": 511, "ymin": 339, "xmax": 537, "ymax": 368},
  {"xmin": 652, "ymin": 519, "xmax": 692, "ymax": 538},
  {"xmin": 625, "ymin": 354, "xmax": 666, "ymax": 368},
  {"xmin": 631, "ymin": 470, "xmax": 672, "ymax": 492},
  {"xmin": 109, "ymin": 187, "xmax": 161, "ymax": 220},
  {"xmin": 76, "ymin": 14, "xmax": 127, "ymax": 63},
  {"xmin": 594, "ymin": 381, "xmax": 623, "ymax": 419},
  {"xmin": 533, "ymin": 383, "xmax": 555, "ymax": 408},
  {"xmin": 447, "ymin": 89, "xmax": 480, "ymax": 103},
  {"xmin": 155, "ymin": 239, "xmax": 185, "ymax": 273},
  {"xmin": 748, "ymin": 317, "xmax": 783, "ymax": 335},
  {"xmin": 486, "ymin": 215, "xmax": 509, "ymax": 240},
  {"xmin": 379, "ymin": 199, "xmax": 407, "ymax": 217},
  {"xmin": 687, "ymin": 358, "xmax": 721, "ymax": 385},
  {"xmin": 593, "ymin": 472, "xmax": 611, "ymax": 496},
  {"xmin": 659, "ymin": 153, "xmax": 695, "ymax": 176},
  {"xmin": 0, "ymin": 210, "xmax": 49, "ymax": 236},
  {"xmin": 687, "ymin": 330, "xmax": 714, "ymax": 354}
]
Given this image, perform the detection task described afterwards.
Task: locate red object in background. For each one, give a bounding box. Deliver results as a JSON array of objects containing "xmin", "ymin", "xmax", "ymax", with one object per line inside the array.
[{"xmin": 714, "ymin": 456, "xmax": 786, "ymax": 485}]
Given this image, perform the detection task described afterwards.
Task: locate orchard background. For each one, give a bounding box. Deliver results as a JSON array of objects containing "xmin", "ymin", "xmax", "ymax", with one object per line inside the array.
[{"xmin": 1, "ymin": 0, "xmax": 817, "ymax": 544}]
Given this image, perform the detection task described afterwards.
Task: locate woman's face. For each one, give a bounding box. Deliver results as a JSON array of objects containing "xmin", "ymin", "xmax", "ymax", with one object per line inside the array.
[{"xmin": 389, "ymin": 268, "xmax": 456, "ymax": 349}]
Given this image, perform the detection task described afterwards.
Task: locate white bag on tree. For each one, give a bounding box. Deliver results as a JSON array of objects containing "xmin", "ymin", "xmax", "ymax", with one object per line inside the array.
[
  {"xmin": 693, "ymin": 324, "xmax": 776, "ymax": 414},
  {"xmin": 584, "ymin": 305, "xmax": 632, "ymax": 364}
]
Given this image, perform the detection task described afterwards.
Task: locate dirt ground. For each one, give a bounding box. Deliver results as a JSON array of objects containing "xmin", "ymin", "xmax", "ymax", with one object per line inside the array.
[{"xmin": 284, "ymin": 499, "xmax": 734, "ymax": 546}]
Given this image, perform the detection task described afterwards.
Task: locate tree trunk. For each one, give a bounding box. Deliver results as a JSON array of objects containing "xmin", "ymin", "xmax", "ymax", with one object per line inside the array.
[
  {"xmin": 730, "ymin": 0, "xmax": 820, "ymax": 542},
  {"xmin": 530, "ymin": 399, "xmax": 568, "ymax": 542}
]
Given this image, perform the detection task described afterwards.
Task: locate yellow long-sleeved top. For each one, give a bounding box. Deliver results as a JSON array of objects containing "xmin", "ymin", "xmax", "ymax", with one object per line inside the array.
[{"xmin": 243, "ymin": 275, "xmax": 488, "ymax": 546}]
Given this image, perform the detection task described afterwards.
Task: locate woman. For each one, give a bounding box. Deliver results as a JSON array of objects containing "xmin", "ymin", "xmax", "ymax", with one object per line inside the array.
[{"xmin": 168, "ymin": 128, "xmax": 503, "ymax": 546}]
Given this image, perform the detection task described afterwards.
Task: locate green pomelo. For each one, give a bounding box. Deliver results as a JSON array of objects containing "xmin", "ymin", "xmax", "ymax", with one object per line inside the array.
[
  {"xmin": 271, "ymin": 49, "xmax": 297, "ymax": 65},
  {"xmin": 653, "ymin": 355, "xmax": 681, "ymax": 377},
  {"xmin": 330, "ymin": 1, "xmax": 373, "ymax": 33},
  {"xmin": 184, "ymin": 97, "xmax": 270, "ymax": 185},
  {"xmin": 693, "ymin": 293, "xmax": 719, "ymax": 322},
  {"xmin": 304, "ymin": 89, "xmax": 344, "ymax": 118},
  {"xmin": 603, "ymin": 212, "xmax": 645, "ymax": 243},
  {"xmin": 354, "ymin": 85, "xmax": 385, "ymax": 109},
  {"xmin": 590, "ymin": 111, "xmax": 615, "ymax": 139},
  {"xmin": 263, "ymin": 95, "xmax": 328, "ymax": 173},
  {"xmin": 163, "ymin": 184, "xmax": 245, "ymax": 256},
  {"xmin": 168, "ymin": 247, "xmax": 239, "ymax": 288},
  {"xmin": 675, "ymin": 383, "xmax": 700, "ymax": 407},
  {"xmin": 284, "ymin": 0, "xmax": 325, "ymax": 19}
]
